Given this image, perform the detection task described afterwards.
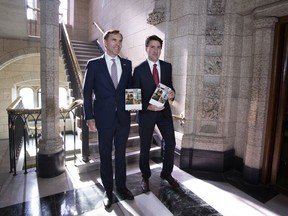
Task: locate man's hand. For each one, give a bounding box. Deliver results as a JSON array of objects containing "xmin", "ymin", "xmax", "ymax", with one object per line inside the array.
[
  {"xmin": 86, "ymin": 119, "xmax": 97, "ymax": 132},
  {"xmin": 147, "ymin": 104, "xmax": 164, "ymax": 112}
]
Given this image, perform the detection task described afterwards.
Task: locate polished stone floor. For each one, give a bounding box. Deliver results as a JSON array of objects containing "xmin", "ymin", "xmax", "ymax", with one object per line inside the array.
[{"xmin": 0, "ymin": 138, "xmax": 288, "ymax": 215}]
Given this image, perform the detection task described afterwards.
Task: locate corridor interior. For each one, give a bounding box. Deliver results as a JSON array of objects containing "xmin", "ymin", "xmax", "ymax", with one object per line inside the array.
[{"xmin": 0, "ymin": 138, "xmax": 287, "ymax": 216}]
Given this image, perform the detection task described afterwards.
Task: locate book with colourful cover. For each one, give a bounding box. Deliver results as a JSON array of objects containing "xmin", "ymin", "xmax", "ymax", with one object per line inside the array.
[
  {"xmin": 149, "ymin": 83, "xmax": 171, "ymax": 107},
  {"xmin": 125, "ymin": 88, "xmax": 142, "ymax": 110}
]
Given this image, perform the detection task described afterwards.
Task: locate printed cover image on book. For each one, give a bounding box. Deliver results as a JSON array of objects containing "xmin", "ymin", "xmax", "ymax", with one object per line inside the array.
[
  {"xmin": 149, "ymin": 83, "xmax": 171, "ymax": 107},
  {"xmin": 125, "ymin": 88, "xmax": 142, "ymax": 110}
]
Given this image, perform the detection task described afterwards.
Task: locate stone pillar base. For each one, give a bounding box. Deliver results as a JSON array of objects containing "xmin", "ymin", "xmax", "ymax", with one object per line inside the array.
[
  {"xmin": 176, "ymin": 147, "xmax": 235, "ymax": 172},
  {"xmin": 37, "ymin": 149, "xmax": 65, "ymax": 178},
  {"xmin": 243, "ymin": 165, "xmax": 260, "ymax": 184}
]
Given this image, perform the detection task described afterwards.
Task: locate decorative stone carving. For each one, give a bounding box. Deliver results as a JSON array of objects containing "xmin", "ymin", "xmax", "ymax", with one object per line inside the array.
[
  {"xmin": 204, "ymin": 56, "xmax": 222, "ymax": 75},
  {"xmin": 199, "ymin": 124, "xmax": 218, "ymax": 133},
  {"xmin": 201, "ymin": 84, "xmax": 220, "ymax": 120},
  {"xmin": 147, "ymin": 10, "xmax": 165, "ymax": 25},
  {"xmin": 207, "ymin": 0, "xmax": 225, "ymax": 15},
  {"xmin": 254, "ymin": 17, "xmax": 278, "ymax": 29},
  {"xmin": 205, "ymin": 26, "xmax": 224, "ymax": 45}
]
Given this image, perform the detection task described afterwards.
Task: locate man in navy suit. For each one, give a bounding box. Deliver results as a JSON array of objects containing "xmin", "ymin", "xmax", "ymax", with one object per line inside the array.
[
  {"xmin": 133, "ymin": 35, "xmax": 180, "ymax": 193},
  {"xmin": 83, "ymin": 30, "xmax": 134, "ymax": 209}
]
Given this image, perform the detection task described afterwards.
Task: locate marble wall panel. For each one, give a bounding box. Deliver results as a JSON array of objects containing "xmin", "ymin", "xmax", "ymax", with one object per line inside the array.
[
  {"xmin": 234, "ymin": 122, "xmax": 247, "ymax": 157},
  {"xmin": 224, "ymin": 13, "xmax": 244, "ymax": 36},
  {"xmin": 242, "ymin": 36, "xmax": 253, "ymax": 57},
  {"xmin": 170, "ymin": 55, "xmax": 188, "ymax": 76},
  {"xmin": 170, "ymin": 0, "xmax": 192, "ymax": 20},
  {"xmin": 244, "ymin": 143, "xmax": 263, "ymax": 169}
]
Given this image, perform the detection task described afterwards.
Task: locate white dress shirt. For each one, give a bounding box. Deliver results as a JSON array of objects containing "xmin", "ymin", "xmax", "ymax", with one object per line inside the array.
[
  {"xmin": 105, "ymin": 53, "xmax": 122, "ymax": 83},
  {"xmin": 147, "ymin": 59, "xmax": 161, "ymax": 81}
]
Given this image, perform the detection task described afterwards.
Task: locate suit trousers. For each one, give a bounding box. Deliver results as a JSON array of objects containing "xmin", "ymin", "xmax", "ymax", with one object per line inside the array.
[
  {"xmin": 97, "ymin": 113, "xmax": 130, "ymax": 193},
  {"xmin": 139, "ymin": 111, "xmax": 176, "ymax": 179}
]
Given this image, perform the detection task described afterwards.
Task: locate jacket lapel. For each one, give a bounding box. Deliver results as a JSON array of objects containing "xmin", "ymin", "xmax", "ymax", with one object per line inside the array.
[
  {"xmin": 159, "ymin": 60, "xmax": 165, "ymax": 83},
  {"xmin": 144, "ymin": 60, "xmax": 155, "ymax": 84},
  {"xmin": 118, "ymin": 58, "xmax": 126, "ymax": 87}
]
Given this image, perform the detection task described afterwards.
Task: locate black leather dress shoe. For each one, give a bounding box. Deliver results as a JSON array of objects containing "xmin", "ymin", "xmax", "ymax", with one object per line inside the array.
[
  {"xmin": 116, "ymin": 187, "xmax": 134, "ymax": 200},
  {"xmin": 160, "ymin": 174, "xmax": 180, "ymax": 188},
  {"xmin": 103, "ymin": 191, "xmax": 113, "ymax": 209},
  {"xmin": 141, "ymin": 178, "xmax": 150, "ymax": 193}
]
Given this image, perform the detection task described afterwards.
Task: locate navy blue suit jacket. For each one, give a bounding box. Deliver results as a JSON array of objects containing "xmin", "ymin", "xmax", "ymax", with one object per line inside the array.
[
  {"xmin": 133, "ymin": 60, "xmax": 175, "ymax": 122},
  {"xmin": 83, "ymin": 55, "xmax": 132, "ymax": 129}
]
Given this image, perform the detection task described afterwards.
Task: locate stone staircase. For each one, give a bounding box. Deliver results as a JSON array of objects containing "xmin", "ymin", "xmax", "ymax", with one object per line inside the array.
[
  {"xmin": 71, "ymin": 40, "xmax": 103, "ymax": 74},
  {"xmin": 74, "ymin": 113, "xmax": 161, "ymax": 174}
]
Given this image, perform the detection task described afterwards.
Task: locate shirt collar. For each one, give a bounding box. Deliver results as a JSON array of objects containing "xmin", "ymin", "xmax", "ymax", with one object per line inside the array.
[
  {"xmin": 147, "ymin": 59, "xmax": 159, "ymax": 68},
  {"xmin": 105, "ymin": 53, "xmax": 119, "ymax": 62}
]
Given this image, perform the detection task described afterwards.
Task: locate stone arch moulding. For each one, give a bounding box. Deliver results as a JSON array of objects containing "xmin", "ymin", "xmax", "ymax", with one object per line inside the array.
[{"xmin": 0, "ymin": 48, "xmax": 40, "ymax": 70}]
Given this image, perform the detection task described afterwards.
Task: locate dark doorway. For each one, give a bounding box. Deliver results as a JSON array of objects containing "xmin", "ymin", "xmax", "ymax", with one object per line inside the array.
[
  {"xmin": 263, "ymin": 16, "xmax": 288, "ymax": 193},
  {"xmin": 275, "ymin": 21, "xmax": 288, "ymax": 191}
]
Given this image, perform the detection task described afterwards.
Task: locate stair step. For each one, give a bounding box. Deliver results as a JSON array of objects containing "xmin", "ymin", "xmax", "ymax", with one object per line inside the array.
[
  {"xmin": 73, "ymin": 46, "xmax": 101, "ymax": 51},
  {"xmin": 87, "ymin": 134, "xmax": 140, "ymax": 153},
  {"xmin": 73, "ymin": 144, "xmax": 161, "ymax": 174},
  {"xmin": 72, "ymin": 43, "xmax": 100, "ymax": 48},
  {"xmin": 76, "ymin": 54, "xmax": 99, "ymax": 59},
  {"xmin": 78, "ymin": 59, "xmax": 89, "ymax": 64},
  {"xmin": 71, "ymin": 40, "xmax": 98, "ymax": 45},
  {"xmin": 74, "ymin": 51, "xmax": 101, "ymax": 57}
]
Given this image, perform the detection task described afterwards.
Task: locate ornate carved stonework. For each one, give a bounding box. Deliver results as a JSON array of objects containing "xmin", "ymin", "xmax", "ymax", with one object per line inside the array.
[
  {"xmin": 205, "ymin": 26, "xmax": 224, "ymax": 45},
  {"xmin": 147, "ymin": 10, "xmax": 165, "ymax": 25},
  {"xmin": 201, "ymin": 84, "xmax": 220, "ymax": 120},
  {"xmin": 204, "ymin": 56, "xmax": 222, "ymax": 75},
  {"xmin": 254, "ymin": 17, "xmax": 278, "ymax": 29},
  {"xmin": 207, "ymin": 0, "xmax": 225, "ymax": 15}
]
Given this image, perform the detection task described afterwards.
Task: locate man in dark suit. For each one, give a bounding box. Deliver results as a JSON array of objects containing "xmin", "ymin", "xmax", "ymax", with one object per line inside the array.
[
  {"xmin": 132, "ymin": 35, "xmax": 180, "ymax": 193},
  {"xmin": 83, "ymin": 30, "xmax": 134, "ymax": 209}
]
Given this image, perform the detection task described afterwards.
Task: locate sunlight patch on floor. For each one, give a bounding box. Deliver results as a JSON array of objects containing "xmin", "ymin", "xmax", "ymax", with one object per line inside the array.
[{"xmin": 182, "ymin": 178, "xmax": 279, "ymax": 216}]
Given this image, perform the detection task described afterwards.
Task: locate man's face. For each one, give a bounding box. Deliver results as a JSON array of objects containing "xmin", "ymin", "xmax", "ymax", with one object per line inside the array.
[
  {"xmin": 146, "ymin": 40, "xmax": 162, "ymax": 62},
  {"xmin": 104, "ymin": 33, "xmax": 122, "ymax": 57}
]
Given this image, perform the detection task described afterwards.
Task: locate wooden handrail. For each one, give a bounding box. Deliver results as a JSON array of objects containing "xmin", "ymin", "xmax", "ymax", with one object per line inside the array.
[
  {"xmin": 6, "ymin": 97, "xmax": 84, "ymax": 174},
  {"xmin": 7, "ymin": 97, "xmax": 83, "ymax": 115},
  {"xmin": 60, "ymin": 21, "xmax": 84, "ymax": 98},
  {"xmin": 60, "ymin": 99, "xmax": 83, "ymax": 113}
]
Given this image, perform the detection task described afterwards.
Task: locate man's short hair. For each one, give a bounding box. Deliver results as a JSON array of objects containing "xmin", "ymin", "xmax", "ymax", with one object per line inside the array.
[
  {"xmin": 103, "ymin": 29, "xmax": 123, "ymax": 40},
  {"xmin": 145, "ymin": 35, "xmax": 163, "ymax": 48}
]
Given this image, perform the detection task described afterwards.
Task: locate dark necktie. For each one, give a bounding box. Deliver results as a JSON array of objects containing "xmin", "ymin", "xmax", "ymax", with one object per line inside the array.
[
  {"xmin": 153, "ymin": 63, "xmax": 159, "ymax": 85},
  {"xmin": 111, "ymin": 59, "xmax": 118, "ymax": 88}
]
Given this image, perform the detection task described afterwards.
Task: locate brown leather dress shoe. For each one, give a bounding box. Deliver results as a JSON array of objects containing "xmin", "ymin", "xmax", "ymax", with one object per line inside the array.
[
  {"xmin": 160, "ymin": 174, "xmax": 180, "ymax": 188},
  {"xmin": 116, "ymin": 187, "xmax": 134, "ymax": 200},
  {"xmin": 141, "ymin": 178, "xmax": 150, "ymax": 193},
  {"xmin": 103, "ymin": 191, "xmax": 113, "ymax": 209}
]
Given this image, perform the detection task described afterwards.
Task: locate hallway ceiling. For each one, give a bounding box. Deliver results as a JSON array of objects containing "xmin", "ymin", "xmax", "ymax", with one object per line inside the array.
[{"xmin": 0, "ymin": 0, "xmax": 28, "ymax": 39}]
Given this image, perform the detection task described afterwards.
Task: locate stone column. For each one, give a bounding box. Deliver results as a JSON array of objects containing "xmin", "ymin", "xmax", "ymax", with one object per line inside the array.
[
  {"xmin": 243, "ymin": 17, "xmax": 278, "ymax": 183},
  {"xmin": 37, "ymin": 0, "xmax": 65, "ymax": 178}
]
